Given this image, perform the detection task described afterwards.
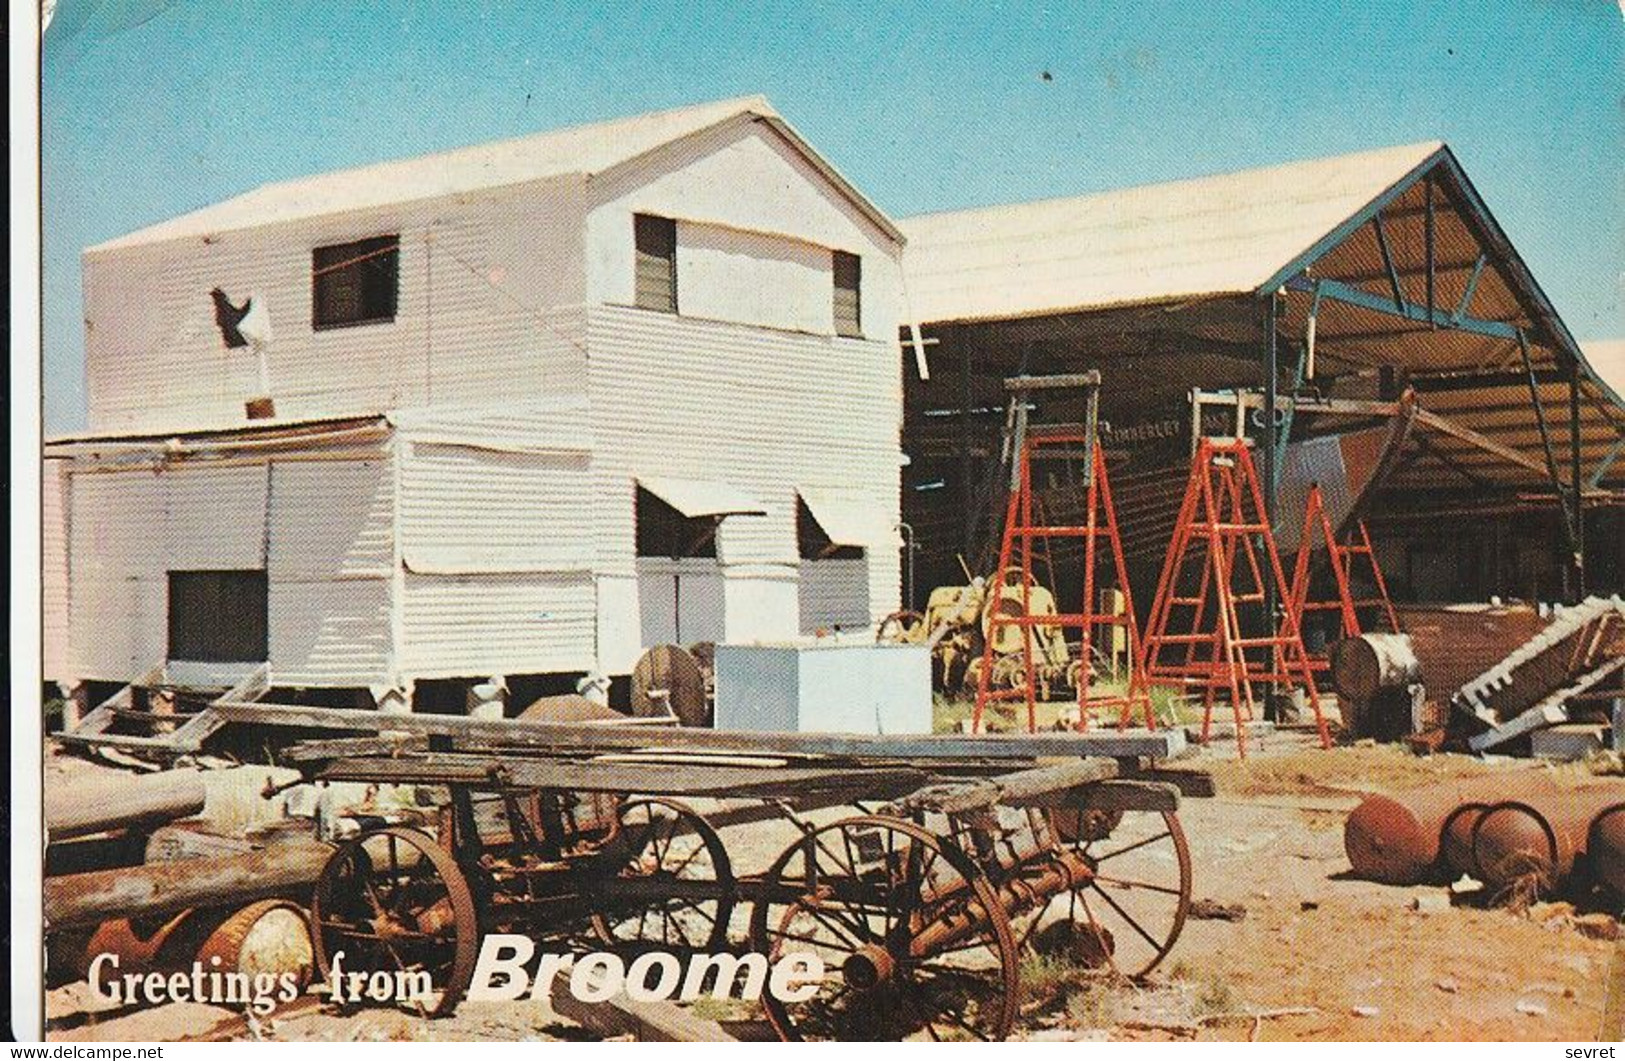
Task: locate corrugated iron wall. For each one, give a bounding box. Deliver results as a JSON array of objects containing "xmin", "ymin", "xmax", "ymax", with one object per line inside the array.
[{"xmin": 585, "ymin": 304, "xmax": 902, "ymax": 672}]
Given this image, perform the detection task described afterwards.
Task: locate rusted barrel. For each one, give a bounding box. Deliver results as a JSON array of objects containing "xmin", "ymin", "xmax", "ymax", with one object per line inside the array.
[
  {"xmin": 1344, "ymin": 773, "xmax": 1562, "ymax": 884},
  {"xmin": 1440, "ymin": 803, "xmax": 1488, "ymax": 877},
  {"xmin": 1329, "ymin": 633, "xmax": 1420, "ymax": 704},
  {"xmin": 1473, "ymin": 787, "xmax": 1625, "ymax": 896},
  {"xmin": 1589, "ymin": 805, "xmax": 1625, "ymax": 897},
  {"xmin": 62, "ymin": 899, "xmax": 312, "ymax": 985}
]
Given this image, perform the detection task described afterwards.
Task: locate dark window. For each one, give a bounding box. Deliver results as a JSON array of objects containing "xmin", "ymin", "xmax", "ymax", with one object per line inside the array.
[
  {"xmin": 313, "ymin": 235, "xmax": 399, "ymax": 329},
  {"xmin": 634, "ymin": 215, "xmax": 678, "ymax": 313},
  {"xmin": 833, "ymin": 250, "xmax": 862, "ymax": 338},
  {"xmin": 168, "ymin": 570, "xmax": 269, "ymax": 662},
  {"xmin": 798, "ymin": 498, "xmax": 864, "ymax": 561},
  {"xmin": 636, "ymin": 487, "xmax": 717, "ymax": 559}
]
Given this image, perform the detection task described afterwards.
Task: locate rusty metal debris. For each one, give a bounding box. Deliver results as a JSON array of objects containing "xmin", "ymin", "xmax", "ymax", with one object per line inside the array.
[
  {"xmin": 1345, "ymin": 774, "xmax": 1625, "ymax": 902},
  {"xmin": 1453, "ymin": 596, "xmax": 1625, "ymax": 752}
]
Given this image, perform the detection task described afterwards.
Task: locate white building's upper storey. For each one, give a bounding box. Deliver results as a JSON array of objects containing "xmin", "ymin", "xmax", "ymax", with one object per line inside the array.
[{"xmin": 79, "ymin": 96, "xmax": 905, "ymax": 434}]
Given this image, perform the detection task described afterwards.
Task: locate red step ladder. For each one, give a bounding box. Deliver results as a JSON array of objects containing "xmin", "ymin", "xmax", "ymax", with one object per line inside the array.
[
  {"xmin": 1136, "ymin": 438, "xmax": 1330, "ymax": 755},
  {"xmin": 1286, "ymin": 484, "xmax": 1400, "ymax": 667},
  {"xmin": 971, "ymin": 373, "xmax": 1155, "ymax": 734}
]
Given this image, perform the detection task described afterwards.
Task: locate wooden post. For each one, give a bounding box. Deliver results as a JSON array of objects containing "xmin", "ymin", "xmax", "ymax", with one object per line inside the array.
[
  {"xmin": 45, "ymin": 772, "xmax": 207, "ymax": 841},
  {"xmin": 44, "ymin": 841, "xmax": 330, "ymax": 930}
]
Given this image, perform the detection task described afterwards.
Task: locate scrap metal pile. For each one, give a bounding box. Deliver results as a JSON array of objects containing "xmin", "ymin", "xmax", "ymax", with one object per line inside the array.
[{"xmin": 1450, "ymin": 595, "xmax": 1625, "ymax": 754}]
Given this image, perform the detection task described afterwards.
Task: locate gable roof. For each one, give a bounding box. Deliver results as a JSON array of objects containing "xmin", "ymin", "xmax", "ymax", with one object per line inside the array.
[
  {"xmin": 90, "ymin": 95, "xmax": 901, "ymax": 253},
  {"xmin": 900, "ymin": 141, "xmax": 1446, "ymax": 324}
]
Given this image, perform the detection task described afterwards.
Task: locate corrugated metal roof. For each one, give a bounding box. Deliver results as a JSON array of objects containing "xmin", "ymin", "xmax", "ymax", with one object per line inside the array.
[
  {"xmin": 900, "ymin": 141, "xmax": 1443, "ymax": 324},
  {"xmin": 91, "ymin": 95, "xmax": 902, "ymax": 253}
]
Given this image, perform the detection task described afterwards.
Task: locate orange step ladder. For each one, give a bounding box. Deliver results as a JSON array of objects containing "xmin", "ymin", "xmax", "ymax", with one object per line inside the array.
[
  {"xmin": 971, "ymin": 373, "xmax": 1155, "ymax": 734},
  {"xmin": 1286, "ymin": 484, "xmax": 1400, "ymax": 668},
  {"xmin": 1136, "ymin": 438, "xmax": 1330, "ymax": 755}
]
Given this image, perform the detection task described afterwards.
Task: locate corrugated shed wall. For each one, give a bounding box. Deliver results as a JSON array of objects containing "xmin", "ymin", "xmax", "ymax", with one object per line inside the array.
[
  {"xmin": 267, "ymin": 456, "xmax": 394, "ymax": 685},
  {"xmin": 42, "ymin": 459, "xmax": 71, "ymax": 684},
  {"xmin": 64, "ymin": 446, "xmax": 395, "ymax": 686},
  {"xmin": 586, "ymin": 305, "xmax": 902, "ymax": 670},
  {"xmin": 586, "ymin": 122, "xmax": 902, "ymax": 340},
  {"xmin": 395, "ymin": 404, "xmax": 597, "ymax": 679},
  {"xmin": 82, "ymin": 181, "xmax": 590, "ymax": 434},
  {"xmin": 67, "ymin": 462, "xmax": 269, "ymax": 680},
  {"xmin": 401, "ymin": 574, "xmax": 596, "ymax": 679}
]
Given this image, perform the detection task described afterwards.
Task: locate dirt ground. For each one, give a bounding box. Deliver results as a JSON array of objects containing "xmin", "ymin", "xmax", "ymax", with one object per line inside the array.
[{"xmin": 40, "ymin": 734, "xmax": 1624, "ymax": 1042}]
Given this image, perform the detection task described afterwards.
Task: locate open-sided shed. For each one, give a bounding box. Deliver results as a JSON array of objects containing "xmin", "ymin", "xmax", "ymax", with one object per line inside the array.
[{"xmin": 899, "ymin": 141, "xmax": 1624, "ymax": 606}]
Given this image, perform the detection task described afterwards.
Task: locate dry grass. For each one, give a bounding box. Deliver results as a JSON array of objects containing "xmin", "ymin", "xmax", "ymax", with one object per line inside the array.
[{"xmin": 1205, "ymin": 743, "xmax": 1510, "ymax": 799}]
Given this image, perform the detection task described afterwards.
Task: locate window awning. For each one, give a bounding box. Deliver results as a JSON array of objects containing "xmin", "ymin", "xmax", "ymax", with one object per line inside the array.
[
  {"xmin": 799, "ymin": 487, "xmax": 888, "ymax": 548},
  {"xmin": 638, "ymin": 476, "xmax": 766, "ymax": 518}
]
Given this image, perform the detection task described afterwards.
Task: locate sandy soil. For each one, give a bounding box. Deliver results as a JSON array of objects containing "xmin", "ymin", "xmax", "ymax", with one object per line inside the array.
[{"xmin": 40, "ymin": 734, "xmax": 1624, "ymax": 1042}]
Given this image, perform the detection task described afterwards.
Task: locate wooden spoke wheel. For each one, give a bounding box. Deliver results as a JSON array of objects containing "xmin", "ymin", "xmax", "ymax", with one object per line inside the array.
[
  {"xmin": 750, "ymin": 815, "xmax": 1019, "ymax": 1042},
  {"xmin": 311, "ymin": 827, "xmax": 478, "ymax": 1018},
  {"xmin": 1034, "ymin": 808, "xmax": 1192, "ymax": 979},
  {"xmin": 591, "ymin": 798, "xmax": 735, "ymax": 955}
]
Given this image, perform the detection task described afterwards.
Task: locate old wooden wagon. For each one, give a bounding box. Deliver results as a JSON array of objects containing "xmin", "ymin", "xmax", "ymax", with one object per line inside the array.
[{"xmin": 259, "ymin": 705, "xmax": 1207, "ymax": 1041}]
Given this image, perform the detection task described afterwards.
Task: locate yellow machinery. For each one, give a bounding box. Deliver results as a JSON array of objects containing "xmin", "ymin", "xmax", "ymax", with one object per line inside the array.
[{"xmin": 878, "ymin": 564, "xmax": 1087, "ymax": 697}]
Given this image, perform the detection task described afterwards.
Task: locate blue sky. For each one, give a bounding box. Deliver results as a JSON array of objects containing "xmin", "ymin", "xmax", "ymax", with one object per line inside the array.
[{"xmin": 42, "ymin": 0, "xmax": 1624, "ymax": 432}]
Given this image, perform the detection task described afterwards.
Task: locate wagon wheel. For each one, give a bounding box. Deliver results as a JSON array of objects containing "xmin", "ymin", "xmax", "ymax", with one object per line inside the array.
[
  {"xmin": 311, "ymin": 827, "xmax": 478, "ymax": 1018},
  {"xmin": 591, "ymin": 798, "xmax": 735, "ymax": 955},
  {"xmin": 1034, "ymin": 808, "xmax": 1192, "ymax": 979},
  {"xmin": 750, "ymin": 815, "xmax": 1019, "ymax": 1042}
]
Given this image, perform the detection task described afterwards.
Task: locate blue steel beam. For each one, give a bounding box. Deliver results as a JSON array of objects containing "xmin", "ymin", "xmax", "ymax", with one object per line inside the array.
[
  {"xmin": 1260, "ymin": 146, "xmax": 1449, "ymax": 295},
  {"xmin": 1452, "ymin": 254, "xmax": 1488, "ymax": 325},
  {"xmin": 1283, "ymin": 276, "xmax": 1519, "ymax": 341},
  {"xmin": 1588, "ymin": 435, "xmax": 1625, "ymax": 490},
  {"xmin": 1372, "ymin": 213, "xmax": 1406, "ymax": 311}
]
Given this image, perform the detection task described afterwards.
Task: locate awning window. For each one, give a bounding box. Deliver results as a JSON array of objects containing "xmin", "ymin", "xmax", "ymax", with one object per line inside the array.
[
  {"xmin": 798, "ymin": 488, "xmax": 879, "ymax": 560},
  {"xmin": 638, "ymin": 476, "xmax": 765, "ymax": 519},
  {"xmin": 636, "ymin": 477, "xmax": 764, "ymax": 560}
]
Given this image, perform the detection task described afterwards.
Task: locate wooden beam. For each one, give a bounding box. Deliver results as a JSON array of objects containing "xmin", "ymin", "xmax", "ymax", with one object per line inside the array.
[
  {"xmin": 213, "ymin": 702, "xmax": 1189, "ymax": 761},
  {"xmin": 887, "ymin": 758, "xmax": 1119, "ymax": 815},
  {"xmin": 1410, "ymin": 408, "xmax": 1550, "ymax": 477}
]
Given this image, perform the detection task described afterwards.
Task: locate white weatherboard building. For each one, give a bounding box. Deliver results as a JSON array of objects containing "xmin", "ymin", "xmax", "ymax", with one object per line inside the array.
[{"xmin": 46, "ymin": 97, "xmax": 906, "ymax": 709}]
